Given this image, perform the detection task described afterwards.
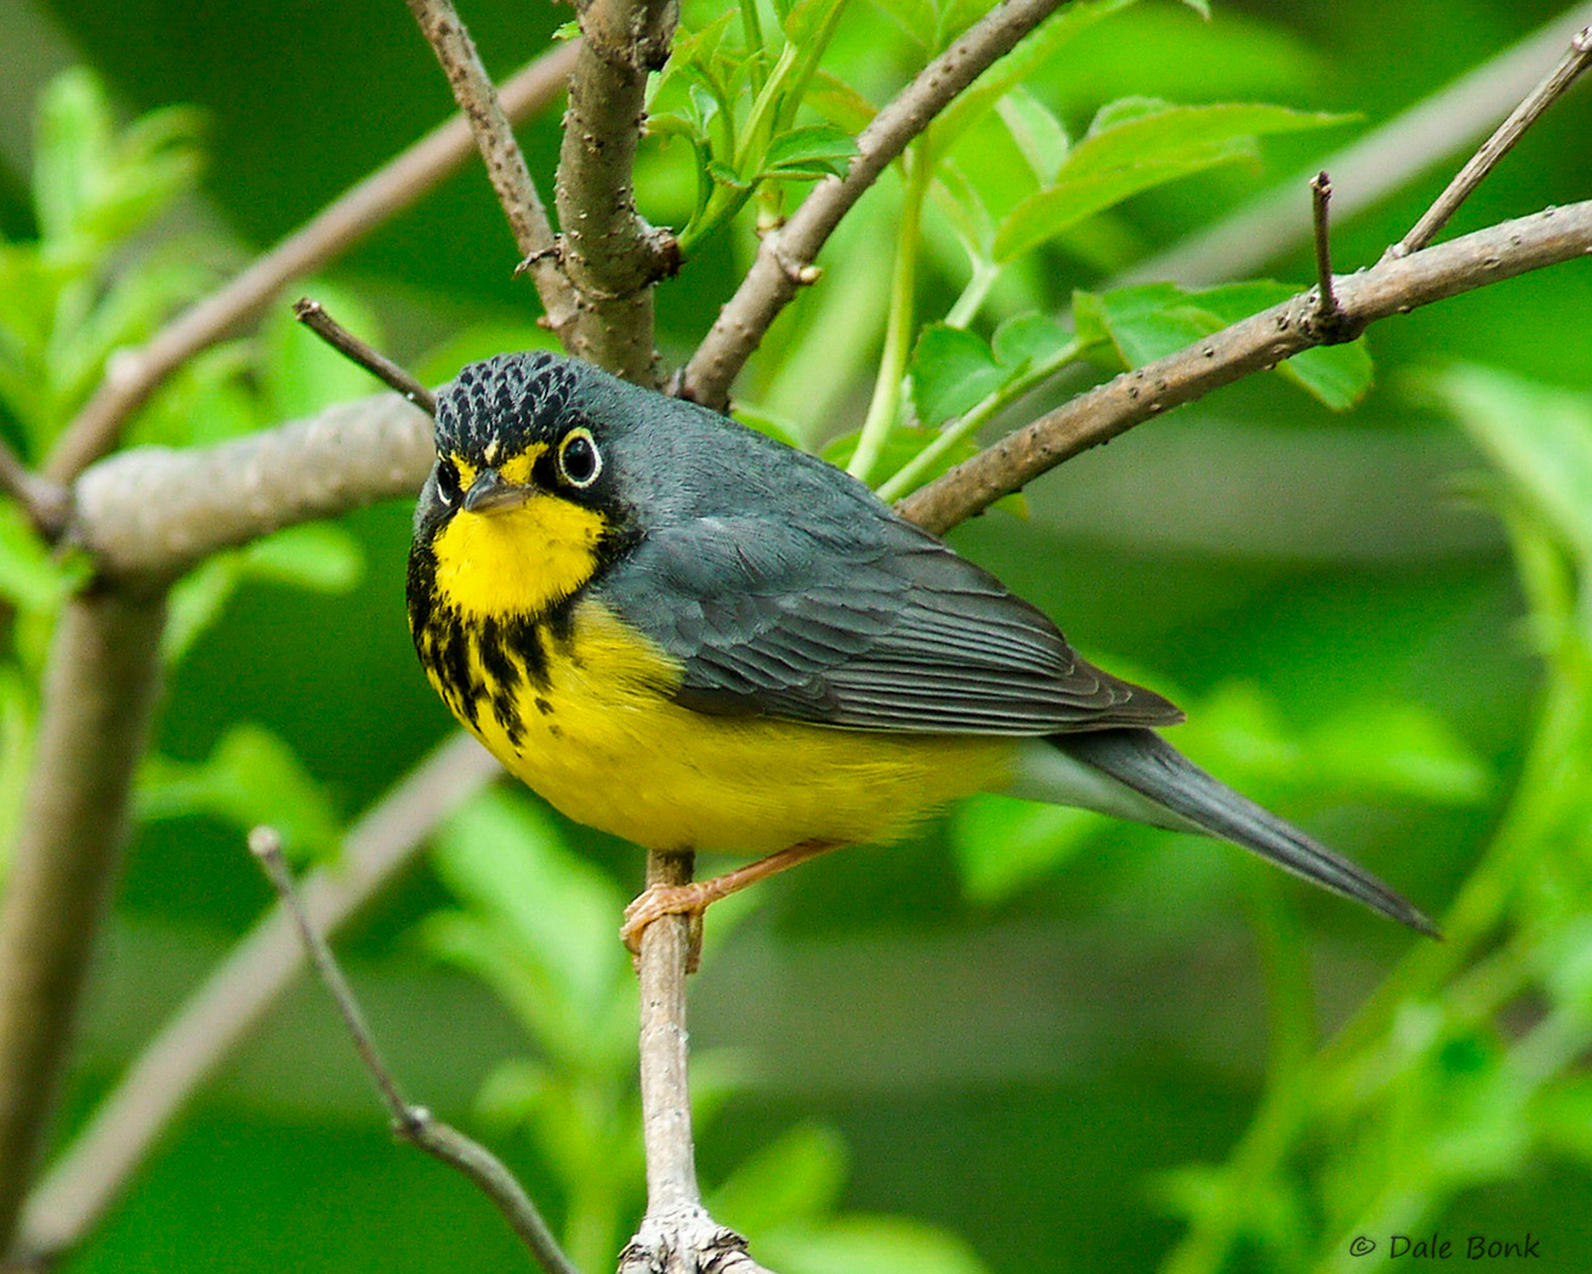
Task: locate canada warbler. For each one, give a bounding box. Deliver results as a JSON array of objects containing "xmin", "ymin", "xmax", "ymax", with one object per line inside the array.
[{"xmin": 406, "ymin": 352, "xmax": 1436, "ymax": 941}]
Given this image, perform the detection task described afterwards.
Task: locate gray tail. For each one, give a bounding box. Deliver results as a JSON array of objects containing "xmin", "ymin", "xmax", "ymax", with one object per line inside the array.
[{"xmin": 1053, "ymin": 728, "xmax": 1439, "ymax": 937}]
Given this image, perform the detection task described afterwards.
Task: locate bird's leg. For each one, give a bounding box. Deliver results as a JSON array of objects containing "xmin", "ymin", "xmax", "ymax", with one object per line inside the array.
[{"xmin": 622, "ymin": 839, "xmax": 844, "ymax": 967}]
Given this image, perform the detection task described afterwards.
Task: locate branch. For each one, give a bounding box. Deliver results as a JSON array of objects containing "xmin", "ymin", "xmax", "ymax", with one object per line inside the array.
[
  {"xmin": 1121, "ymin": 1, "xmax": 1592, "ymax": 287},
  {"xmin": 12, "ymin": 733, "xmax": 498, "ymax": 1267},
  {"xmin": 1307, "ymin": 171, "xmax": 1349, "ymax": 338},
  {"xmin": 246, "ymin": 828, "xmax": 579, "ymax": 1274},
  {"xmin": 39, "ymin": 41, "xmax": 578, "ymax": 486},
  {"xmin": 402, "ymin": 0, "xmax": 577, "ymax": 338},
  {"xmin": 71, "ymin": 393, "xmax": 434, "ymax": 586},
  {"xmin": 897, "ymin": 200, "xmax": 1592, "ymax": 534},
  {"xmin": 678, "ymin": 0, "xmax": 1068, "ymax": 409},
  {"xmin": 618, "ymin": 856, "xmax": 779, "ymax": 1274},
  {"xmin": 1388, "ymin": 20, "xmax": 1592, "ymax": 259},
  {"xmin": 0, "ymin": 443, "xmax": 69, "ymax": 541},
  {"xmin": 554, "ymin": 0, "xmax": 682, "ymax": 381},
  {"xmin": 0, "ymin": 592, "xmax": 167, "ymax": 1254},
  {"xmin": 293, "ymin": 298, "xmax": 437, "ymax": 414}
]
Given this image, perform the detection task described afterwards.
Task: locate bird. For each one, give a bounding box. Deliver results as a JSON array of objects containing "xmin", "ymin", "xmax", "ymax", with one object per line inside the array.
[{"xmin": 405, "ymin": 351, "xmax": 1437, "ymax": 948}]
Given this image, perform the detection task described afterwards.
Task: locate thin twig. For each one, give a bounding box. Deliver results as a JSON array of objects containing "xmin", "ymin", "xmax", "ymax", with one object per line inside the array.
[
  {"xmin": 678, "ymin": 0, "xmax": 1069, "ymax": 409},
  {"xmin": 15, "ymin": 734, "xmax": 498, "ymax": 1267},
  {"xmin": 247, "ymin": 826, "xmax": 580, "ymax": 1274},
  {"xmin": 1120, "ymin": 1, "xmax": 1592, "ymax": 287},
  {"xmin": 897, "ymin": 200, "xmax": 1592, "ymax": 535},
  {"xmin": 0, "ymin": 593, "xmax": 167, "ymax": 1254},
  {"xmin": 402, "ymin": 0, "xmax": 577, "ymax": 337},
  {"xmin": 0, "ymin": 443, "xmax": 69, "ymax": 541},
  {"xmin": 293, "ymin": 298, "xmax": 437, "ymax": 414},
  {"xmin": 554, "ymin": 0, "xmax": 682, "ymax": 381},
  {"xmin": 39, "ymin": 42, "xmax": 578, "ymax": 487},
  {"xmin": 1388, "ymin": 21, "xmax": 1592, "ymax": 259},
  {"xmin": 1309, "ymin": 173, "xmax": 1340, "ymax": 317}
]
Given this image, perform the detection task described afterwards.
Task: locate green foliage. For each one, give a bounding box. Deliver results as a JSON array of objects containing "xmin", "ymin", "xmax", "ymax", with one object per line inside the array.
[
  {"xmin": 424, "ymin": 789, "xmax": 989, "ymax": 1273},
  {"xmin": 0, "ymin": 68, "xmax": 210, "ymax": 451},
  {"xmin": 1151, "ymin": 364, "xmax": 1592, "ymax": 1272},
  {"xmin": 138, "ymin": 722, "xmax": 345, "ymax": 861}
]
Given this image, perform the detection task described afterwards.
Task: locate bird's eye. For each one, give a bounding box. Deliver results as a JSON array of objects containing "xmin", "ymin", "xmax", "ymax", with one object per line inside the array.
[
  {"xmin": 556, "ymin": 428, "xmax": 601, "ymax": 488},
  {"xmin": 435, "ymin": 458, "xmax": 461, "ymax": 505}
]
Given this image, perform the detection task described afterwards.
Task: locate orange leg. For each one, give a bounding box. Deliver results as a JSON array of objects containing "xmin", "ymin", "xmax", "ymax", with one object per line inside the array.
[{"xmin": 621, "ymin": 839, "xmax": 844, "ymax": 963}]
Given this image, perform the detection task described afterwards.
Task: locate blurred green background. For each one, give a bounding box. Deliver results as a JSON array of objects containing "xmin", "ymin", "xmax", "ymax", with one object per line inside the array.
[{"xmin": 3, "ymin": 0, "xmax": 1592, "ymax": 1270}]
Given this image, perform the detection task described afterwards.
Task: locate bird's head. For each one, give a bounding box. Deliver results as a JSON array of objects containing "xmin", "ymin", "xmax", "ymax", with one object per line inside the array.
[{"xmin": 411, "ymin": 352, "xmax": 639, "ymax": 619}]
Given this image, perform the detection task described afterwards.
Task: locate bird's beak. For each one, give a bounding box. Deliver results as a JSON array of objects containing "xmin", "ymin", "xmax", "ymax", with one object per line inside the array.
[{"xmin": 462, "ymin": 468, "xmax": 531, "ymax": 514}]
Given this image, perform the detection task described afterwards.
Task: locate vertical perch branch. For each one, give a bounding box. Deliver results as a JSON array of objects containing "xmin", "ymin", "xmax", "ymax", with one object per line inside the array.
[
  {"xmin": 0, "ymin": 591, "xmax": 167, "ymax": 1252},
  {"xmin": 555, "ymin": 0, "xmax": 682, "ymax": 382}
]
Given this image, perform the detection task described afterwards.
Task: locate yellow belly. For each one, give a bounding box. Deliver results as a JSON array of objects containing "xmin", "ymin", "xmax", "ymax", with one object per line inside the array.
[{"xmin": 437, "ymin": 600, "xmax": 1014, "ymax": 854}]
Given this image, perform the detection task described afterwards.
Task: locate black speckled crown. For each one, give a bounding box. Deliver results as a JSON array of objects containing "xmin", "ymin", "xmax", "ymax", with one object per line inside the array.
[{"xmin": 433, "ymin": 352, "xmax": 579, "ymax": 459}]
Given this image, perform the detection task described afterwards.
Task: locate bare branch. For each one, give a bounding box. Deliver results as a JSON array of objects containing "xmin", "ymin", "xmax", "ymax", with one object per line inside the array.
[
  {"xmin": 897, "ymin": 200, "xmax": 1592, "ymax": 535},
  {"xmin": 40, "ymin": 41, "xmax": 578, "ymax": 486},
  {"xmin": 402, "ymin": 0, "xmax": 577, "ymax": 337},
  {"xmin": 678, "ymin": 0, "xmax": 1069, "ymax": 409},
  {"xmin": 247, "ymin": 826, "xmax": 579, "ymax": 1274},
  {"xmin": 71, "ymin": 393, "xmax": 434, "ymax": 586},
  {"xmin": 1122, "ymin": 1, "xmax": 1592, "ymax": 287},
  {"xmin": 15, "ymin": 734, "xmax": 498, "ymax": 1266},
  {"xmin": 1389, "ymin": 20, "xmax": 1592, "ymax": 259},
  {"xmin": 617, "ymin": 851, "xmax": 781, "ymax": 1274},
  {"xmin": 0, "ymin": 593, "xmax": 167, "ymax": 1253},
  {"xmin": 293, "ymin": 298, "xmax": 437, "ymax": 414},
  {"xmin": 0, "ymin": 443, "xmax": 69, "ymax": 541},
  {"xmin": 554, "ymin": 0, "xmax": 682, "ymax": 381}
]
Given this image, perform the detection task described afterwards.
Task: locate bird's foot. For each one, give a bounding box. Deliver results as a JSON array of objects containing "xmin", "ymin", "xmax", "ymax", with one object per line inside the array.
[{"xmin": 621, "ymin": 839, "xmax": 845, "ymax": 972}]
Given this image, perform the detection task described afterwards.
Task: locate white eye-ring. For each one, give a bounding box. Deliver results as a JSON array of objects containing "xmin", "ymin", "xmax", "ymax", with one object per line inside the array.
[{"xmin": 557, "ymin": 427, "xmax": 602, "ymax": 488}]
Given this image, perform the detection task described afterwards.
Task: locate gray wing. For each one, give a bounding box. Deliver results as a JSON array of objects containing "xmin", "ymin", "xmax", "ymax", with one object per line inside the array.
[{"xmin": 595, "ymin": 504, "xmax": 1183, "ymax": 736}]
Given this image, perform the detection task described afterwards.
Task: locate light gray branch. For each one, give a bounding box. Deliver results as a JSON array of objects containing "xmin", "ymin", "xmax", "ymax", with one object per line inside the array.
[
  {"xmin": 678, "ymin": 0, "xmax": 1069, "ymax": 409},
  {"xmin": 71, "ymin": 393, "xmax": 433, "ymax": 586},
  {"xmin": 554, "ymin": 0, "xmax": 682, "ymax": 382},
  {"xmin": 401, "ymin": 0, "xmax": 578, "ymax": 338},
  {"xmin": 0, "ymin": 593, "xmax": 167, "ymax": 1253},
  {"xmin": 13, "ymin": 733, "xmax": 499, "ymax": 1267},
  {"xmin": 897, "ymin": 200, "xmax": 1592, "ymax": 534},
  {"xmin": 40, "ymin": 41, "xmax": 578, "ymax": 486}
]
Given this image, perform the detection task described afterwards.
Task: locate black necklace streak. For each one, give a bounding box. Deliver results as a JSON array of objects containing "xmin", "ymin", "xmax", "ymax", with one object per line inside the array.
[{"xmin": 405, "ymin": 520, "xmax": 637, "ymax": 752}]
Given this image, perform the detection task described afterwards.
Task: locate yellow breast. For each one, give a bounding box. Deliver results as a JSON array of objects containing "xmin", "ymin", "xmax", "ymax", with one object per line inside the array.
[{"xmin": 426, "ymin": 598, "xmax": 1012, "ymax": 854}]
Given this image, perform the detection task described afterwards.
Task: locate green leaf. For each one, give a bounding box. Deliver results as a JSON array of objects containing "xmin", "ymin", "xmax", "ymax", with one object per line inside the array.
[
  {"xmin": 995, "ymin": 87, "xmax": 1069, "ymax": 186},
  {"xmin": 712, "ymin": 1124, "xmax": 849, "ymax": 1235},
  {"xmin": 1067, "ymin": 100, "xmax": 1350, "ymax": 179},
  {"xmin": 994, "ymin": 142, "xmax": 1255, "ymax": 261},
  {"xmin": 1308, "ymin": 703, "xmax": 1490, "ymax": 805},
  {"xmin": 908, "ymin": 324, "xmax": 1004, "ymax": 426},
  {"xmin": 951, "ymin": 792, "xmax": 1103, "ymax": 904},
  {"xmin": 1422, "ymin": 365, "xmax": 1592, "ymax": 570},
  {"xmin": 426, "ymin": 789, "xmax": 634, "ymax": 1066},
  {"xmin": 138, "ymin": 722, "xmax": 344, "ymax": 859},
  {"xmin": 994, "ymin": 101, "xmax": 1351, "ymax": 261},
  {"xmin": 805, "ymin": 72, "xmax": 878, "ymax": 136},
  {"xmin": 763, "ymin": 123, "xmax": 858, "ymax": 179},
  {"xmin": 32, "ymin": 68, "xmax": 112, "ymax": 244},
  {"xmin": 241, "ymin": 522, "xmax": 364, "ymax": 594},
  {"xmin": 990, "ymin": 311, "xmax": 1073, "ymax": 370},
  {"xmin": 0, "ymin": 498, "xmax": 84, "ymax": 613},
  {"xmin": 762, "ymin": 1215, "xmax": 990, "ymax": 1274}
]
